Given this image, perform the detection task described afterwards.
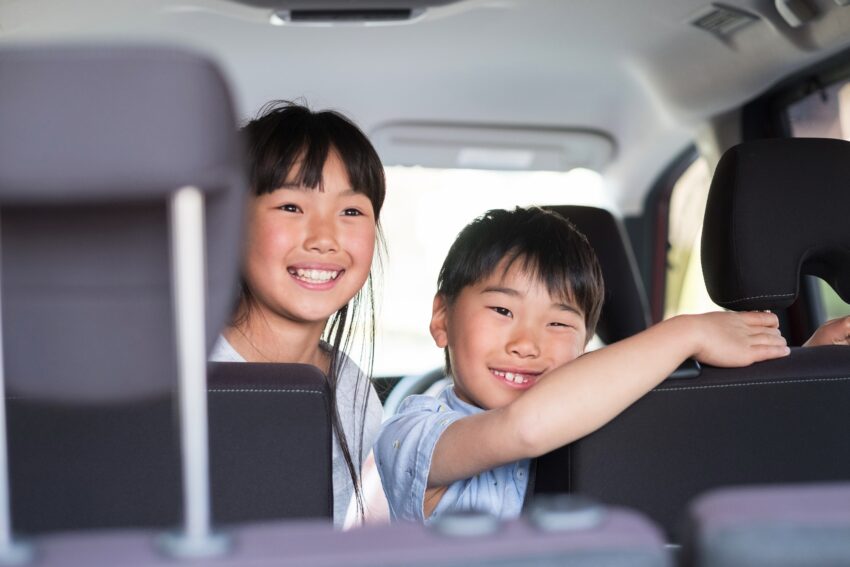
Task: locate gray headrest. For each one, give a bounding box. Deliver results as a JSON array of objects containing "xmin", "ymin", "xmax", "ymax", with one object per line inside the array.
[{"xmin": 0, "ymin": 45, "xmax": 246, "ymax": 402}]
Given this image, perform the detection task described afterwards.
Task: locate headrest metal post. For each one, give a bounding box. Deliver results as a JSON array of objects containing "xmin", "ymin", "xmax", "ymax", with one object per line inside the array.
[
  {"xmin": 0, "ymin": 216, "xmax": 33, "ymax": 564},
  {"xmin": 158, "ymin": 186, "xmax": 228, "ymax": 558}
]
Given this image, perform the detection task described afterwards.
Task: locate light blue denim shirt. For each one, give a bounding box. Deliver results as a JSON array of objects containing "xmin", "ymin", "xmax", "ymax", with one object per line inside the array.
[{"xmin": 375, "ymin": 385, "xmax": 530, "ymax": 523}]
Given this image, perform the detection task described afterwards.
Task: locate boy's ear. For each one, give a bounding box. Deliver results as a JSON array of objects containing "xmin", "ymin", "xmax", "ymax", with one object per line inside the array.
[{"xmin": 429, "ymin": 294, "xmax": 449, "ymax": 348}]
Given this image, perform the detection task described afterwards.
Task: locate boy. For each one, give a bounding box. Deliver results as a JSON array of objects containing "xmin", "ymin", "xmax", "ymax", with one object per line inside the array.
[{"xmin": 374, "ymin": 206, "xmax": 792, "ymax": 523}]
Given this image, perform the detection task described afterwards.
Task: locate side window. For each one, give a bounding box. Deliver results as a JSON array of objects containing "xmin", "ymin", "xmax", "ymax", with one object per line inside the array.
[
  {"xmin": 786, "ymin": 79, "xmax": 850, "ymax": 320},
  {"xmin": 664, "ymin": 156, "xmax": 721, "ymax": 318}
]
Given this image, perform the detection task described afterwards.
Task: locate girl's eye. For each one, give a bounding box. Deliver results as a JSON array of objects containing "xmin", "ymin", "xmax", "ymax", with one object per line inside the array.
[
  {"xmin": 489, "ymin": 306, "xmax": 513, "ymax": 318},
  {"xmin": 342, "ymin": 208, "xmax": 363, "ymax": 217},
  {"xmin": 278, "ymin": 203, "xmax": 301, "ymax": 213}
]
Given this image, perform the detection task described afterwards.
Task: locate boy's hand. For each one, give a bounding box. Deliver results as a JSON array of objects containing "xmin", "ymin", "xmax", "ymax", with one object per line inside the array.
[
  {"xmin": 689, "ymin": 311, "xmax": 789, "ymax": 367},
  {"xmin": 804, "ymin": 315, "xmax": 850, "ymax": 347}
]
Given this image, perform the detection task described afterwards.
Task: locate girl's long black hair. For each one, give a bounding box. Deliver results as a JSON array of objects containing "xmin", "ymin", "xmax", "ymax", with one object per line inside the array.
[{"xmin": 239, "ymin": 100, "xmax": 385, "ymax": 520}]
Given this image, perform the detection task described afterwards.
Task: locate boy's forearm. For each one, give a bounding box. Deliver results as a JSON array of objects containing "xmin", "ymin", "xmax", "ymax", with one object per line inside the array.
[
  {"xmin": 506, "ymin": 315, "xmax": 698, "ymax": 455},
  {"xmin": 429, "ymin": 316, "xmax": 698, "ymax": 487}
]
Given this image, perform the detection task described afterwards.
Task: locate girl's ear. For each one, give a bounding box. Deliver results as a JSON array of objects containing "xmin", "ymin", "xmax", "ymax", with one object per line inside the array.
[{"xmin": 429, "ymin": 294, "xmax": 449, "ymax": 348}]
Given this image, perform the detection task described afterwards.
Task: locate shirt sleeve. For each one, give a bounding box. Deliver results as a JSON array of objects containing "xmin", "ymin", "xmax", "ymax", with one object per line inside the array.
[{"xmin": 374, "ymin": 395, "xmax": 464, "ymax": 522}]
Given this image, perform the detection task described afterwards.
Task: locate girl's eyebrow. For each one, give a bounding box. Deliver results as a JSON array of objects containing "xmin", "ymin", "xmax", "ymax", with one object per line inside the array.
[{"xmin": 275, "ymin": 184, "xmax": 360, "ymax": 195}]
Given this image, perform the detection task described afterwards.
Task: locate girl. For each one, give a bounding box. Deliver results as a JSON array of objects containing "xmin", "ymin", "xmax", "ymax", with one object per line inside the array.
[{"xmin": 210, "ymin": 101, "xmax": 385, "ymax": 527}]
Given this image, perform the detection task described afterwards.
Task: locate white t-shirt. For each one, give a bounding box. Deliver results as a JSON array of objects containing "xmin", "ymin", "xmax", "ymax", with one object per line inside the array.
[{"xmin": 210, "ymin": 336, "xmax": 383, "ymax": 527}]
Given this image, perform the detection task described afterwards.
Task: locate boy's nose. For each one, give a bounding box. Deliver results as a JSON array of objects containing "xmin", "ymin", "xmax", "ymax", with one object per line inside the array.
[{"xmin": 507, "ymin": 331, "xmax": 541, "ymax": 358}]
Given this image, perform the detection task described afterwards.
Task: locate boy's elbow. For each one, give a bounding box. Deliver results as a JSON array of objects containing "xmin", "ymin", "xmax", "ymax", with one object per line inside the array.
[{"xmin": 506, "ymin": 405, "xmax": 551, "ymax": 458}]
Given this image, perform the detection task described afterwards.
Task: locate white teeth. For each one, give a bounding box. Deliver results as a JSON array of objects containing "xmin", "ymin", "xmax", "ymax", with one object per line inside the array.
[
  {"xmin": 493, "ymin": 370, "xmax": 528, "ymax": 384},
  {"xmin": 293, "ymin": 269, "xmax": 339, "ymax": 283}
]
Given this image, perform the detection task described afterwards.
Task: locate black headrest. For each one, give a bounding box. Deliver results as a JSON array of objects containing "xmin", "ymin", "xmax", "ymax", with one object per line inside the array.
[
  {"xmin": 701, "ymin": 138, "xmax": 850, "ymax": 311},
  {"xmin": 547, "ymin": 205, "xmax": 650, "ymax": 343}
]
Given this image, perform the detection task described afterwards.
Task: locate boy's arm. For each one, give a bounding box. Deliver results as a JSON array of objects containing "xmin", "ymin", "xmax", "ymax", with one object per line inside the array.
[
  {"xmin": 427, "ymin": 311, "xmax": 788, "ymax": 489},
  {"xmin": 803, "ymin": 315, "xmax": 850, "ymax": 347}
]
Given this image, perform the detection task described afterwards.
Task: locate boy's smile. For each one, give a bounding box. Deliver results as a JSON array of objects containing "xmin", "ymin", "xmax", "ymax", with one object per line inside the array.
[
  {"xmin": 489, "ymin": 368, "xmax": 541, "ymax": 389},
  {"xmin": 430, "ymin": 259, "xmax": 588, "ymax": 410}
]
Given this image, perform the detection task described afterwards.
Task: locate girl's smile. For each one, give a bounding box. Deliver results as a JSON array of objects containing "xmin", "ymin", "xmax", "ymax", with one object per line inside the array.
[{"xmin": 287, "ymin": 262, "xmax": 345, "ymax": 289}]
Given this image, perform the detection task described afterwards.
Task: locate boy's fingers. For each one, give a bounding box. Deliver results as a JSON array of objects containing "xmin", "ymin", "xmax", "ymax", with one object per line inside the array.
[
  {"xmin": 750, "ymin": 344, "xmax": 791, "ymax": 361},
  {"xmin": 750, "ymin": 332, "xmax": 787, "ymax": 346},
  {"xmin": 742, "ymin": 310, "xmax": 779, "ymax": 328}
]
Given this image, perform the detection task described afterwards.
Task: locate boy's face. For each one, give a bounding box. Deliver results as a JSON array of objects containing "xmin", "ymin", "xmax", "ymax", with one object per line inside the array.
[{"xmin": 430, "ymin": 260, "xmax": 588, "ymax": 410}]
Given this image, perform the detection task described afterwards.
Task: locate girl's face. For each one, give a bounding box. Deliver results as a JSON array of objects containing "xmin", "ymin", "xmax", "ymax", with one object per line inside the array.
[{"xmin": 243, "ymin": 150, "xmax": 377, "ymax": 326}]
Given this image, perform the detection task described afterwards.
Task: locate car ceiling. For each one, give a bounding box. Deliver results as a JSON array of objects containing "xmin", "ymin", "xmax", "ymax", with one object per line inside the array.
[{"xmin": 2, "ymin": 0, "xmax": 850, "ymax": 213}]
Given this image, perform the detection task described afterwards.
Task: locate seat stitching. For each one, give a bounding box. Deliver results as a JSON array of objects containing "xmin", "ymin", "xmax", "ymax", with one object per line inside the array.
[
  {"xmin": 720, "ymin": 293, "xmax": 794, "ymax": 303},
  {"xmin": 652, "ymin": 376, "xmax": 850, "ymax": 393}
]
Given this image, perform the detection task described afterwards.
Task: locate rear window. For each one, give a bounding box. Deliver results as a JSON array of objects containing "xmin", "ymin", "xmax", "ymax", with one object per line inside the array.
[{"xmin": 664, "ymin": 156, "xmax": 721, "ymax": 319}]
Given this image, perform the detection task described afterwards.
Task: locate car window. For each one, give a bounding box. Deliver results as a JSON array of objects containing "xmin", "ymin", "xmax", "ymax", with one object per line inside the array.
[
  {"xmin": 786, "ymin": 79, "xmax": 850, "ymax": 320},
  {"xmin": 664, "ymin": 156, "xmax": 721, "ymax": 319}
]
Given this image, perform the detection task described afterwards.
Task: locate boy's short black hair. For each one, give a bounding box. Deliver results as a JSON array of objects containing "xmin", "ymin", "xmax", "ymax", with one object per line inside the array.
[{"xmin": 438, "ymin": 206, "xmax": 605, "ymax": 342}]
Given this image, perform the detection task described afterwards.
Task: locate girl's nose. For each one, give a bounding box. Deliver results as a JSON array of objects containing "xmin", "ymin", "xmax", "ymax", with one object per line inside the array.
[{"xmin": 304, "ymin": 215, "xmax": 339, "ymax": 253}]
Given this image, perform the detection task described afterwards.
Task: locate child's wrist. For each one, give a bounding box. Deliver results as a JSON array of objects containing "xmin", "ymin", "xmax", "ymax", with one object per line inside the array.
[{"xmin": 663, "ymin": 314, "xmax": 703, "ymax": 359}]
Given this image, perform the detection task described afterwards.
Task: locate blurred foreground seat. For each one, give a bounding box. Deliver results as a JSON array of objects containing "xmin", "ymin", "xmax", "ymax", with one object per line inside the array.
[
  {"xmin": 686, "ymin": 483, "xmax": 850, "ymax": 567},
  {"xmin": 30, "ymin": 502, "xmax": 672, "ymax": 567}
]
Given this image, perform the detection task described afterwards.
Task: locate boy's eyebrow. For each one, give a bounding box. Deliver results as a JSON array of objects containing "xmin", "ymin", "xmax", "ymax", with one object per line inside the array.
[
  {"xmin": 555, "ymin": 302, "xmax": 583, "ymax": 316},
  {"xmin": 481, "ymin": 286, "xmax": 521, "ymax": 297}
]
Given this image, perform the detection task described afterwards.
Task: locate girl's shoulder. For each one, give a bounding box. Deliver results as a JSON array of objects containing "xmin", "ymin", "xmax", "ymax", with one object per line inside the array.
[
  {"xmin": 209, "ymin": 335, "xmax": 246, "ymax": 363},
  {"xmin": 320, "ymin": 341, "xmax": 366, "ymax": 382}
]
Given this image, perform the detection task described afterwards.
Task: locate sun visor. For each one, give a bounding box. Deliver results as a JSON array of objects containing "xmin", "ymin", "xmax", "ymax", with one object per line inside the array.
[{"xmin": 370, "ymin": 123, "xmax": 615, "ymax": 172}]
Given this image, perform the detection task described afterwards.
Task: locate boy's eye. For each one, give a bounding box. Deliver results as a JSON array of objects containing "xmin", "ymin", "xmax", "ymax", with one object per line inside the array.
[
  {"xmin": 489, "ymin": 306, "xmax": 513, "ymax": 318},
  {"xmin": 342, "ymin": 208, "xmax": 363, "ymax": 216},
  {"xmin": 549, "ymin": 321, "xmax": 572, "ymax": 328},
  {"xmin": 278, "ymin": 203, "xmax": 301, "ymax": 213}
]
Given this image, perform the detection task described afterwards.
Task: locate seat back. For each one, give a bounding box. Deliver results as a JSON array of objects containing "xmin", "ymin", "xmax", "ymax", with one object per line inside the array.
[
  {"xmin": 9, "ymin": 363, "xmax": 333, "ymax": 534},
  {"xmin": 533, "ymin": 346, "xmax": 850, "ymax": 540},
  {"xmin": 207, "ymin": 363, "xmax": 333, "ymax": 524},
  {"xmin": 532, "ymin": 139, "xmax": 850, "ymax": 541}
]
